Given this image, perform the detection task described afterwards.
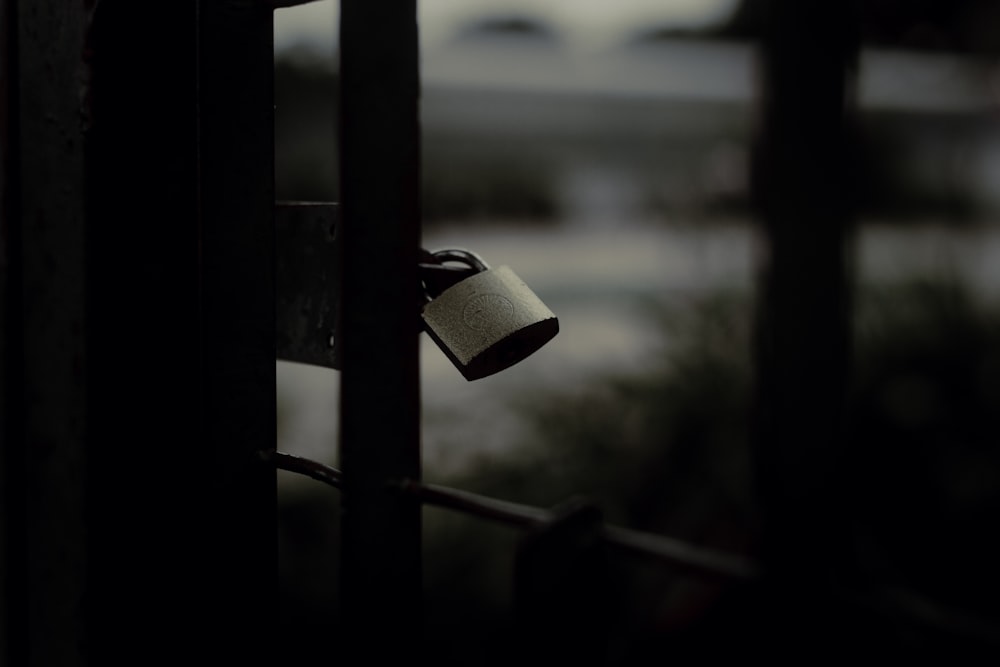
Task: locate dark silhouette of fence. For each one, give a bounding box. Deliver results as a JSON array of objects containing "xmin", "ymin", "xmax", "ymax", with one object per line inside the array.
[{"xmin": 3, "ymin": 1, "xmax": 999, "ymax": 665}]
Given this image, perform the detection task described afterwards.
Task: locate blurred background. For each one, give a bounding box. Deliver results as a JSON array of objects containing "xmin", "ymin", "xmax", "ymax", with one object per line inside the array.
[{"xmin": 274, "ymin": 1, "xmax": 1000, "ymax": 663}]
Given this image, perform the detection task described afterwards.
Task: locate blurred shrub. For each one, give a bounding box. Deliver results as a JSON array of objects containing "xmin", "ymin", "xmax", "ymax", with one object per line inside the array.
[
  {"xmin": 420, "ymin": 290, "xmax": 758, "ymax": 661},
  {"xmin": 420, "ymin": 277, "xmax": 1000, "ymax": 658},
  {"xmin": 278, "ymin": 276, "xmax": 1000, "ymax": 663},
  {"xmin": 846, "ymin": 279, "xmax": 1000, "ymax": 615}
]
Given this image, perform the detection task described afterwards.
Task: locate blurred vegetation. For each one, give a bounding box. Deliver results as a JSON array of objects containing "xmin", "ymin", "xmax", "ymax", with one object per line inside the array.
[
  {"xmin": 845, "ymin": 279, "xmax": 1000, "ymax": 615},
  {"xmin": 278, "ymin": 276, "xmax": 1000, "ymax": 664}
]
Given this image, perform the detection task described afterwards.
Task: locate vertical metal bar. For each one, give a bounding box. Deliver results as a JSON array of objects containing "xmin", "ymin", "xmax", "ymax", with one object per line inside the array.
[
  {"xmin": 338, "ymin": 0, "xmax": 423, "ymax": 656},
  {"xmin": 1, "ymin": 1, "xmax": 89, "ymax": 664},
  {"xmin": 750, "ymin": 0, "xmax": 859, "ymax": 656},
  {"xmin": 85, "ymin": 6, "xmax": 200, "ymax": 659},
  {"xmin": 196, "ymin": 1, "xmax": 277, "ymax": 662},
  {"xmin": 84, "ymin": 1, "xmax": 275, "ymax": 662},
  {"xmin": 1, "ymin": 5, "xmax": 19, "ymax": 662}
]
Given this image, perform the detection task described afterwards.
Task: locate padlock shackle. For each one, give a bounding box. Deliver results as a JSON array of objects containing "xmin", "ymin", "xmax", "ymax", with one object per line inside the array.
[
  {"xmin": 419, "ymin": 247, "xmax": 489, "ymax": 304},
  {"xmin": 429, "ymin": 248, "xmax": 490, "ymax": 272}
]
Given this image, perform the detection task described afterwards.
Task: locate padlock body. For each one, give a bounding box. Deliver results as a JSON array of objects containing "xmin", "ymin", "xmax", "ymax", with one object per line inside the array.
[{"xmin": 421, "ymin": 265, "xmax": 558, "ymax": 380}]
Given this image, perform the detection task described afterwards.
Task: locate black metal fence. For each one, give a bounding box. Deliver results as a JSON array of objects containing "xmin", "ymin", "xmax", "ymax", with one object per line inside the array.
[{"xmin": 3, "ymin": 1, "xmax": 1000, "ymax": 665}]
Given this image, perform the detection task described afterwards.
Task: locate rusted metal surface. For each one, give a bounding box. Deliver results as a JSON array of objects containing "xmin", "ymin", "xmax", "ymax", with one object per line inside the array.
[
  {"xmin": 338, "ymin": 0, "xmax": 424, "ymax": 657},
  {"xmin": 275, "ymin": 201, "xmax": 341, "ymax": 369}
]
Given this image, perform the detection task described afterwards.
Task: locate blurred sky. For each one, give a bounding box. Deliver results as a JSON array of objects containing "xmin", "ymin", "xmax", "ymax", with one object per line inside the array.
[{"xmin": 274, "ymin": 0, "xmax": 740, "ymax": 53}]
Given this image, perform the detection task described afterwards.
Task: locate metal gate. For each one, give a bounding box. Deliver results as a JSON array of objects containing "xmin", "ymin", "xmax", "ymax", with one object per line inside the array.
[{"xmin": 3, "ymin": 1, "xmax": 999, "ymax": 665}]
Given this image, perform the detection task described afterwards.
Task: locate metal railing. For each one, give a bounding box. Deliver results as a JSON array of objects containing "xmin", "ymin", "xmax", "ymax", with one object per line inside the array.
[
  {"xmin": 269, "ymin": 450, "xmax": 759, "ymax": 581},
  {"xmin": 5, "ymin": 1, "xmax": 999, "ymax": 664}
]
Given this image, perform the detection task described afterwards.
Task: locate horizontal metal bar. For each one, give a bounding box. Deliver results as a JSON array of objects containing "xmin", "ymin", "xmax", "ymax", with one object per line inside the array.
[
  {"xmin": 398, "ymin": 478, "xmax": 551, "ymax": 529},
  {"xmin": 275, "ymin": 201, "xmax": 341, "ymax": 369},
  {"xmin": 269, "ymin": 450, "xmax": 342, "ymax": 488},
  {"xmin": 601, "ymin": 524, "xmax": 757, "ymax": 580},
  {"xmin": 271, "ymin": 450, "xmax": 758, "ymax": 581},
  {"xmin": 407, "ymin": 478, "xmax": 757, "ymax": 579},
  {"xmin": 270, "ymin": 450, "xmax": 1000, "ymax": 644}
]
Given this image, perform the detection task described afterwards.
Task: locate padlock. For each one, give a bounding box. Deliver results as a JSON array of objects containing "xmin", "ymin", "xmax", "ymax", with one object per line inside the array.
[{"xmin": 421, "ymin": 248, "xmax": 559, "ymax": 381}]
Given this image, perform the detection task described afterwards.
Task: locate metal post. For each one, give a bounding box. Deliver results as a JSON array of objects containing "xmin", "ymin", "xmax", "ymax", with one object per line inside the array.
[
  {"xmin": 338, "ymin": 0, "xmax": 423, "ymax": 657},
  {"xmin": 750, "ymin": 0, "xmax": 859, "ymax": 657},
  {"xmin": 196, "ymin": 2, "xmax": 277, "ymax": 661},
  {"xmin": 84, "ymin": 1, "xmax": 275, "ymax": 662},
  {"xmin": 1, "ymin": 1, "xmax": 89, "ymax": 664}
]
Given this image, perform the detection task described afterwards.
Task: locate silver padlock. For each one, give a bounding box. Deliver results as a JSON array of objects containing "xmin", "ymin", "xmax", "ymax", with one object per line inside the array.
[{"xmin": 421, "ymin": 248, "xmax": 559, "ymax": 381}]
